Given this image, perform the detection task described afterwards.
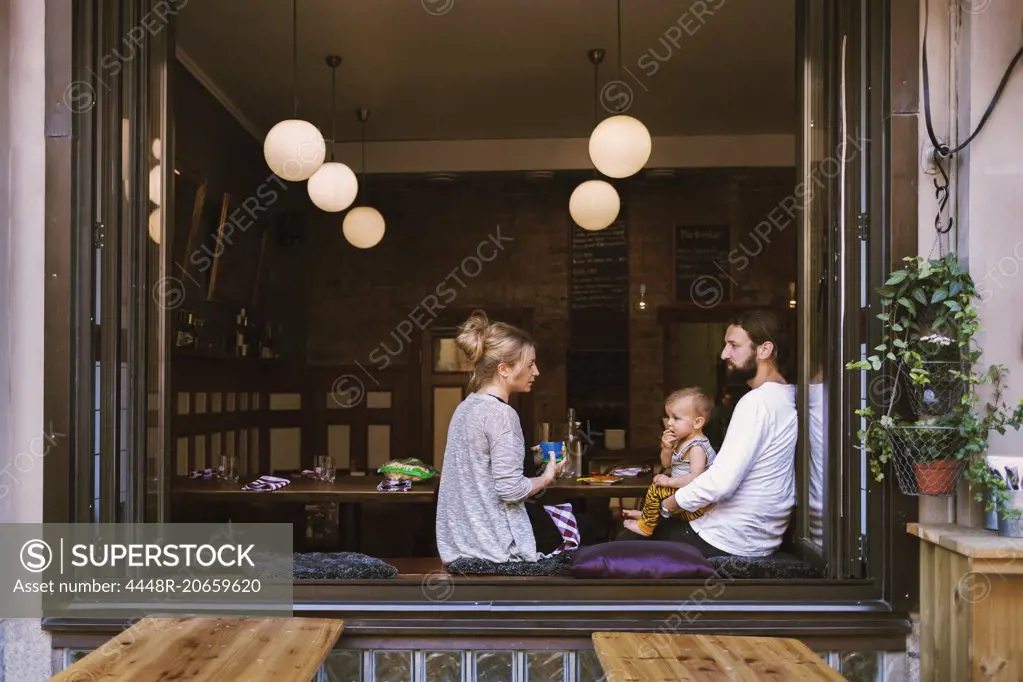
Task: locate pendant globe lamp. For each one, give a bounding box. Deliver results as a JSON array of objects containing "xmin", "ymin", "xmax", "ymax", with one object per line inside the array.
[
  {"xmin": 342, "ymin": 109, "xmax": 385, "ymax": 249},
  {"xmin": 264, "ymin": 0, "xmax": 326, "ymax": 181},
  {"xmin": 588, "ymin": 0, "xmax": 651, "ymax": 179},
  {"xmin": 570, "ymin": 179, "xmax": 620, "ymax": 231},
  {"xmin": 569, "ymin": 48, "xmax": 619, "ymax": 232},
  {"xmin": 307, "ymin": 55, "xmax": 358, "ymax": 212}
]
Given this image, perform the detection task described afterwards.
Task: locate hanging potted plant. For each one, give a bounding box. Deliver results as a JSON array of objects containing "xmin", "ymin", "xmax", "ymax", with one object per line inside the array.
[{"xmin": 848, "ymin": 254, "xmax": 1023, "ymax": 510}]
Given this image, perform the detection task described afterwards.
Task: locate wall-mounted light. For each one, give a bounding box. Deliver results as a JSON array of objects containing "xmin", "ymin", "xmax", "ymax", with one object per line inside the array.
[
  {"xmin": 637, "ymin": 284, "xmax": 648, "ymax": 312},
  {"xmin": 788, "ymin": 281, "xmax": 797, "ymax": 309}
]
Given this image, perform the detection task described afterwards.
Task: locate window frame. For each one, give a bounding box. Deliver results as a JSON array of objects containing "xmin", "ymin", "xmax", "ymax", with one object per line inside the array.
[{"xmin": 43, "ymin": 0, "xmax": 917, "ymax": 638}]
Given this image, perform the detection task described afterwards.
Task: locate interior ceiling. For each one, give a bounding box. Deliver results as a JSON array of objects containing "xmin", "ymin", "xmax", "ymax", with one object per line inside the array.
[{"xmin": 176, "ymin": 0, "xmax": 796, "ymax": 142}]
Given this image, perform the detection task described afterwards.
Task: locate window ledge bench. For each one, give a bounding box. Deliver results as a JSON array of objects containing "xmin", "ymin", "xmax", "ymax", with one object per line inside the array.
[{"xmin": 907, "ymin": 522, "xmax": 1023, "ymax": 682}]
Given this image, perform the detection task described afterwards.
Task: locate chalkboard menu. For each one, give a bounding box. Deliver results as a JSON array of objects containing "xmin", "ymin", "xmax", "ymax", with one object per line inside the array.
[
  {"xmin": 674, "ymin": 224, "xmax": 732, "ymax": 303},
  {"xmin": 570, "ymin": 216, "xmax": 629, "ymax": 349}
]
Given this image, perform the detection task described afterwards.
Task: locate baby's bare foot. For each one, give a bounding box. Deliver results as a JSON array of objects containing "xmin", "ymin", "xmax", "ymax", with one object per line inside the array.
[
  {"xmin": 623, "ymin": 519, "xmax": 652, "ymax": 536},
  {"xmin": 621, "ymin": 509, "xmax": 641, "ymax": 520}
]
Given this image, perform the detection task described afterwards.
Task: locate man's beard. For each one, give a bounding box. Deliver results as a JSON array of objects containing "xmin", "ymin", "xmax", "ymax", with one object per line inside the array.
[{"xmin": 725, "ymin": 356, "xmax": 757, "ymax": 382}]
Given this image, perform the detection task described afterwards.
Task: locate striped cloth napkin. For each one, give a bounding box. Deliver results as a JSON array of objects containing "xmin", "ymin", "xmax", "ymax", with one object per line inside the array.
[
  {"xmin": 611, "ymin": 464, "xmax": 652, "ymax": 477},
  {"xmin": 376, "ymin": 479, "xmax": 413, "ymax": 492},
  {"xmin": 241, "ymin": 475, "xmax": 291, "ymax": 492},
  {"xmin": 542, "ymin": 503, "xmax": 581, "ymax": 556}
]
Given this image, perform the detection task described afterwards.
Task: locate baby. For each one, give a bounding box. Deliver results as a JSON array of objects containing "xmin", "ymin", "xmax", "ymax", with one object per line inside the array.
[{"xmin": 623, "ymin": 388, "xmax": 717, "ymax": 537}]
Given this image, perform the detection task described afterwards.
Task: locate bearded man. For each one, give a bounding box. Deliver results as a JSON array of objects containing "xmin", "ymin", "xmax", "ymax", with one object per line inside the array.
[{"xmin": 630, "ymin": 310, "xmax": 798, "ymax": 557}]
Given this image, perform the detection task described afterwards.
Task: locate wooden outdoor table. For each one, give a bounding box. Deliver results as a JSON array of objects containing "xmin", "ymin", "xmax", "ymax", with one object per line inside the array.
[
  {"xmin": 172, "ymin": 475, "xmax": 439, "ymax": 503},
  {"xmin": 51, "ymin": 616, "xmax": 344, "ymax": 682},
  {"xmin": 592, "ymin": 632, "xmax": 845, "ymax": 681}
]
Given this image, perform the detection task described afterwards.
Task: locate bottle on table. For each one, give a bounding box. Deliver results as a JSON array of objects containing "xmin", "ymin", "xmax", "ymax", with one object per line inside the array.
[{"xmin": 563, "ymin": 408, "xmax": 584, "ymax": 478}]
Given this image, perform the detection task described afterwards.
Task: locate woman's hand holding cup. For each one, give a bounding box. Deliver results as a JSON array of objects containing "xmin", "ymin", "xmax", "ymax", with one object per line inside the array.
[
  {"xmin": 539, "ymin": 440, "xmax": 566, "ymax": 482},
  {"xmin": 541, "ymin": 454, "xmax": 568, "ymax": 485}
]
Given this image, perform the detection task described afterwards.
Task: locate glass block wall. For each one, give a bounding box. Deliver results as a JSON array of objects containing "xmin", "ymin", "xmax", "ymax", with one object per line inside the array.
[
  {"xmin": 317, "ymin": 649, "xmax": 890, "ymax": 682},
  {"xmin": 63, "ymin": 647, "xmax": 905, "ymax": 681}
]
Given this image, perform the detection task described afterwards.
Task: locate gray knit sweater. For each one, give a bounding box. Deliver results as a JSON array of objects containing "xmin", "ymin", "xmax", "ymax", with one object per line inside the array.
[{"xmin": 436, "ymin": 393, "xmax": 537, "ymax": 564}]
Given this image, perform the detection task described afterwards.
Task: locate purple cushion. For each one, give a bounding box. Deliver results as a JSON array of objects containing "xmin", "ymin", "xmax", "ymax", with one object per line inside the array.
[{"xmin": 570, "ymin": 541, "xmax": 717, "ymax": 579}]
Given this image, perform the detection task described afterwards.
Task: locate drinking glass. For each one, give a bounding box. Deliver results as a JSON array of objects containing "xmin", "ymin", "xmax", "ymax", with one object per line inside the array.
[
  {"xmin": 317, "ymin": 455, "xmax": 336, "ymax": 483},
  {"xmin": 219, "ymin": 455, "xmax": 239, "ymax": 483}
]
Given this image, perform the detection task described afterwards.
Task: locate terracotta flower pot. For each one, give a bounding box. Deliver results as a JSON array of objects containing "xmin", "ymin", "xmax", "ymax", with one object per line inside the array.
[{"xmin": 913, "ymin": 460, "xmax": 960, "ymax": 496}]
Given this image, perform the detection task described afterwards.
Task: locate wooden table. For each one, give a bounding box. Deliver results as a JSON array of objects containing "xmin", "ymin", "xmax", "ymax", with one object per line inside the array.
[
  {"xmin": 171, "ymin": 474, "xmax": 653, "ymax": 549},
  {"xmin": 172, "ymin": 475, "xmax": 440, "ymax": 503},
  {"xmin": 172, "ymin": 474, "xmax": 653, "ymax": 503},
  {"xmin": 587, "ymin": 447, "xmax": 661, "ymax": 470},
  {"xmin": 52, "ymin": 617, "xmax": 344, "ymax": 681},
  {"xmin": 592, "ymin": 632, "xmax": 845, "ymax": 681},
  {"xmin": 546, "ymin": 475, "xmax": 652, "ymax": 500}
]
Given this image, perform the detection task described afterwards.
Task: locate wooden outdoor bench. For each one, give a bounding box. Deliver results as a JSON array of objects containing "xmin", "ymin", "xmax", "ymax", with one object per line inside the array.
[
  {"xmin": 592, "ymin": 632, "xmax": 845, "ymax": 680},
  {"xmin": 51, "ymin": 616, "xmax": 344, "ymax": 681}
]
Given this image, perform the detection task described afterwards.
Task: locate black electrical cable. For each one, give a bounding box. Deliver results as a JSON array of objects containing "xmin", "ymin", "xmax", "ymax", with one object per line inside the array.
[
  {"xmin": 921, "ymin": 0, "xmax": 1023, "ymax": 239},
  {"xmin": 922, "ymin": 0, "xmax": 1023, "ymax": 158}
]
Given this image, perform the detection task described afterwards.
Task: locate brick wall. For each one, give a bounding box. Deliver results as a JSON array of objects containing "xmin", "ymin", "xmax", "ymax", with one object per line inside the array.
[
  {"xmin": 305, "ymin": 174, "xmax": 573, "ymax": 431},
  {"xmin": 303, "ymin": 168, "xmax": 796, "ymax": 445}
]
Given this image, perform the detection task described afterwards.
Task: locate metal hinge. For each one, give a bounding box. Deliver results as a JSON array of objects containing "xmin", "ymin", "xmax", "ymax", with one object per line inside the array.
[
  {"xmin": 93, "ymin": 221, "xmax": 106, "ymax": 249},
  {"xmin": 857, "ymin": 534, "xmax": 868, "ymax": 563},
  {"xmin": 856, "ymin": 213, "xmax": 869, "ymax": 241}
]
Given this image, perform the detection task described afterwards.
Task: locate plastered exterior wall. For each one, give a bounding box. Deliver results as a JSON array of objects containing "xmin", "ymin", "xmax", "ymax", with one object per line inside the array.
[
  {"xmin": 0, "ymin": 0, "xmax": 53, "ymax": 679},
  {"xmin": 957, "ymin": 0, "xmax": 1023, "ymax": 457},
  {"xmin": 917, "ymin": 0, "xmax": 1023, "ymax": 526}
]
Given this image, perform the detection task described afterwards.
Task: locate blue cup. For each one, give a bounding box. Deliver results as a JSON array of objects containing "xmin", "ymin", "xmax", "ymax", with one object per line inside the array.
[{"xmin": 539, "ymin": 441, "xmax": 564, "ymax": 464}]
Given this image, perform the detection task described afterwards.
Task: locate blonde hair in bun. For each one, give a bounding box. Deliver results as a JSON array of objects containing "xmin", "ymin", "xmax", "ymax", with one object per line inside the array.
[{"xmin": 455, "ymin": 309, "xmax": 535, "ymax": 392}]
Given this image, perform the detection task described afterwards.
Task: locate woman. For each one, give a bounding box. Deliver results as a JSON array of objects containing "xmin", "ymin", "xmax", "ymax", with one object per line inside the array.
[{"xmin": 435, "ymin": 310, "xmax": 566, "ymax": 564}]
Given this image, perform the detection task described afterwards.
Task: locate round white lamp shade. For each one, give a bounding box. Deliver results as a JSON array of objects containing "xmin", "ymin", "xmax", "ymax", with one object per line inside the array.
[
  {"xmin": 263, "ymin": 119, "xmax": 326, "ymax": 181},
  {"xmin": 343, "ymin": 206, "xmax": 386, "ymax": 249},
  {"xmin": 148, "ymin": 207, "xmax": 161, "ymax": 245},
  {"xmin": 569, "ymin": 179, "xmax": 620, "ymax": 231},
  {"xmin": 588, "ymin": 114, "xmax": 652, "ymax": 178},
  {"xmin": 149, "ymin": 165, "xmax": 162, "ymax": 206},
  {"xmin": 307, "ymin": 162, "xmax": 359, "ymax": 212}
]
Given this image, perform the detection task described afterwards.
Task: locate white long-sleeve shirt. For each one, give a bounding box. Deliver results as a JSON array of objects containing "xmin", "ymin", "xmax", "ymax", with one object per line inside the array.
[{"xmin": 675, "ymin": 381, "xmax": 797, "ymax": 557}]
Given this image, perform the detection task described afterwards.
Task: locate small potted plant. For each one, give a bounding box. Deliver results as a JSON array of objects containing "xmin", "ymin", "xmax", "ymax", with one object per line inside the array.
[
  {"xmin": 848, "ymin": 254, "xmax": 1023, "ymax": 509},
  {"xmin": 911, "ymin": 332, "xmax": 967, "ymax": 417}
]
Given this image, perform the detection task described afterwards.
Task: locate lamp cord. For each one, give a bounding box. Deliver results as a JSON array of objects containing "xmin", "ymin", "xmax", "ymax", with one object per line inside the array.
[
  {"xmin": 360, "ymin": 116, "xmax": 367, "ymax": 195},
  {"xmin": 616, "ymin": 0, "xmax": 623, "ymax": 89},
  {"xmin": 592, "ymin": 57, "xmax": 600, "ymax": 179},
  {"xmin": 292, "ymin": 0, "xmax": 298, "ymax": 118},
  {"xmin": 921, "ymin": 0, "xmax": 1023, "ymax": 243},
  {"xmin": 329, "ymin": 65, "xmax": 337, "ymax": 161}
]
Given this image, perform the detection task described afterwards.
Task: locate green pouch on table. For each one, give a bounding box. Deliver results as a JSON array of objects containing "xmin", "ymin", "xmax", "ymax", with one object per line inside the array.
[{"xmin": 378, "ymin": 458, "xmax": 440, "ymax": 481}]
